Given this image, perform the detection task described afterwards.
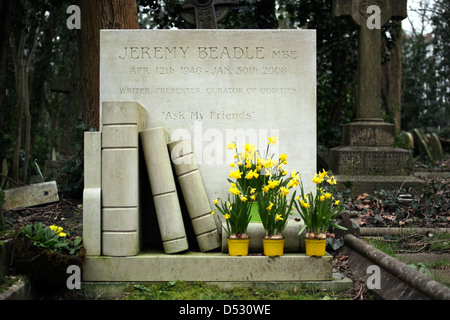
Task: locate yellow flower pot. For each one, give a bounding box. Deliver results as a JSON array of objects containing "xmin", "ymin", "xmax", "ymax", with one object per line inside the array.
[
  {"xmin": 305, "ymin": 238, "xmax": 327, "ymax": 257},
  {"xmin": 227, "ymin": 238, "xmax": 250, "ymax": 256},
  {"xmin": 262, "ymin": 238, "xmax": 285, "ymax": 257}
]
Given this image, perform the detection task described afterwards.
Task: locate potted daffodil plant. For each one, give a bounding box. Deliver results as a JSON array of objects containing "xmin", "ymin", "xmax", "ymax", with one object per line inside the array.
[
  {"xmin": 214, "ymin": 187, "xmax": 252, "ymax": 256},
  {"xmin": 293, "ymin": 170, "xmax": 347, "ymax": 257},
  {"xmin": 256, "ymin": 156, "xmax": 300, "ymax": 257}
]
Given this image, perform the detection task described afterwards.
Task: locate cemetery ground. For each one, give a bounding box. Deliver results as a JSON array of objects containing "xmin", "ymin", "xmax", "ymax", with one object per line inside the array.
[{"xmin": 0, "ymin": 159, "xmax": 449, "ymax": 300}]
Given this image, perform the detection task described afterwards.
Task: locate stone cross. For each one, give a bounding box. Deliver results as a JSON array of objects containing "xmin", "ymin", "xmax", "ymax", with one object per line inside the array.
[
  {"xmin": 333, "ymin": 0, "xmax": 407, "ymax": 121},
  {"xmin": 181, "ymin": 0, "xmax": 238, "ymax": 29}
]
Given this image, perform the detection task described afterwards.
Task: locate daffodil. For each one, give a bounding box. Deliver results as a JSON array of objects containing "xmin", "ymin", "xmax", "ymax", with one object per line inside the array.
[
  {"xmin": 229, "ymin": 170, "xmax": 243, "ymax": 179},
  {"xmin": 214, "ymin": 199, "xmax": 219, "ymax": 205},
  {"xmin": 334, "ymin": 200, "xmax": 340, "ymax": 206},
  {"xmin": 275, "ymin": 214, "xmax": 284, "ymax": 221},
  {"xmin": 324, "ymin": 193, "xmax": 332, "ymax": 199},
  {"xmin": 327, "ymin": 176, "xmax": 337, "ymax": 185},
  {"xmin": 224, "ymin": 214, "xmax": 231, "ymax": 220},
  {"xmin": 241, "ymin": 196, "xmax": 248, "ymax": 202},
  {"xmin": 211, "ymin": 210, "xmax": 215, "ymax": 215},
  {"xmin": 229, "ymin": 186, "xmax": 241, "ymax": 195},
  {"xmin": 268, "ymin": 136, "xmax": 278, "ymax": 145},
  {"xmin": 267, "ymin": 202, "xmax": 274, "ymax": 211},
  {"xmin": 312, "ymin": 173, "xmax": 324, "ymax": 184},
  {"xmin": 280, "ymin": 187, "xmax": 289, "ymax": 197},
  {"xmin": 279, "ymin": 153, "xmax": 288, "ymax": 162},
  {"xmin": 226, "ymin": 142, "xmax": 236, "ymax": 150},
  {"xmin": 250, "ymin": 188, "xmax": 256, "ymax": 194}
]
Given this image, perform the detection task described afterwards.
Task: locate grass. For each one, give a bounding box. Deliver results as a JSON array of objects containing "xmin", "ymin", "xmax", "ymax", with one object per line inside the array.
[
  {"xmin": 121, "ymin": 281, "xmax": 353, "ymax": 301},
  {"xmin": 364, "ymin": 231, "xmax": 450, "ymax": 287}
]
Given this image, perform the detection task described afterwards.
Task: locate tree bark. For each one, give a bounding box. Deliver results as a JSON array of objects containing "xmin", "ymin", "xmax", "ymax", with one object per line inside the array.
[
  {"xmin": 0, "ymin": 0, "xmax": 13, "ymax": 130},
  {"xmin": 77, "ymin": 0, "xmax": 139, "ymax": 130}
]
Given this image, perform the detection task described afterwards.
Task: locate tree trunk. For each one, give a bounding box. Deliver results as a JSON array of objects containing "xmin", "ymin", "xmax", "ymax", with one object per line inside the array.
[
  {"xmin": 0, "ymin": 0, "xmax": 13, "ymax": 130},
  {"xmin": 77, "ymin": 0, "xmax": 139, "ymax": 130}
]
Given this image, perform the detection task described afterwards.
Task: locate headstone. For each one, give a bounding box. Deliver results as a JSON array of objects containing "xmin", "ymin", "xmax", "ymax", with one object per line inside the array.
[
  {"xmin": 181, "ymin": 0, "xmax": 238, "ymax": 29},
  {"xmin": 413, "ymin": 128, "xmax": 433, "ymax": 160},
  {"xmin": 429, "ymin": 133, "xmax": 444, "ymax": 161},
  {"xmin": 2, "ymin": 181, "xmax": 59, "ymax": 211},
  {"xmin": 329, "ymin": 1, "xmax": 421, "ymax": 196},
  {"xmin": 99, "ymin": 29, "xmax": 317, "ymax": 203}
]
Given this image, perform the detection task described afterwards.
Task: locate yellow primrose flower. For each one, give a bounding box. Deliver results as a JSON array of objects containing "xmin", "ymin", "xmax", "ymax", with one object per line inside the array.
[
  {"xmin": 49, "ymin": 225, "xmax": 63, "ymax": 234},
  {"xmin": 224, "ymin": 214, "xmax": 231, "ymax": 220},
  {"xmin": 59, "ymin": 232, "xmax": 67, "ymax": 237},
  {"xmin": 268, "ymin": 136, "xmax": 278, "ymax": 145},
  {"xmin": 226, "ymin": 142, "xmax": 236, "ymax": 150}
]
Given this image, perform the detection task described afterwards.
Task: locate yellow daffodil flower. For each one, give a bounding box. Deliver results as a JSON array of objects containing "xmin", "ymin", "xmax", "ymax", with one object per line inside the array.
[
  {"xmin": 229, "ymin": 186, "xmax": 241, "ymax": 195},
  {"xmin": 226, "ymin": 142, "xmax": 236, "ymax": 150},
  {"xmin": 241, "ymin": 196, "xmax": 248, "ymax": 202},
  {"xmin": 280, "ymin": 187, "xmax": 289, "ymax": 197},
  {"xmin": 214, "ymin": 199, "xmax": 219, "ymax": 205},
  {"xmin": 275, "ymin": 214, "xmax": 284, "ymax": 221},
  {"xmin": 229, "ymin": 170, "xmax": 243, "ymax": 179},
  {"xmin": 335, "ymin": 200, "xmax": 341, "ymax": 206},
  {"xmin": 324, "ymin": 193, "xmax": 332, "ymax": 199},
  {"xmin": 327, "ymin": 176, "xmax": 337, "ymax": 185},
  {"xmin": 267, "ymin": 202, "xmax": 274, "ymax": 211},
  {"xmin": 211, "ymin": 210, "xmax": 215, "ymax": 215},
  {"xmin": 224, "ymin": 214, "xmax": 231, "ymax": 220},
  {"xmin": 279, "ymin": 153, "xmax": 288, "ymax": 162},
  {"xmin": 268, "ymin": 136, "xmax": 278, "ymax": 145}
]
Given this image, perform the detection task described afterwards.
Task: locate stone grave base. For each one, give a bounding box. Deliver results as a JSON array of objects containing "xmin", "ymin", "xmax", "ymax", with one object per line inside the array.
[
  {"xmin": 334, "ymin": 175, "xmax": 425, "ymax": 198},
  {"xmin": 83, "ymin": 251, "xmax": 333, "ymax": 283}
]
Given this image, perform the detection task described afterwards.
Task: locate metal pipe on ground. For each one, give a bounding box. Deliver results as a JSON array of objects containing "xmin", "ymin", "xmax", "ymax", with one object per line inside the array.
[{"xmin": 342, "ymin": 234, "xmax": 450, "ymax": 300}]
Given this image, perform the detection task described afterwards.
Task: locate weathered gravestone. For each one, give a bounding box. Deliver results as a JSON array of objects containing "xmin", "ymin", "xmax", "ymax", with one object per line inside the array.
[
  {"xmin": 180, "ymin": 0, "xmax": 238, "ymax": 29},
  {"xmin": 329, "ymin": 0, "xmax": 423, "ymax": 196}
]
